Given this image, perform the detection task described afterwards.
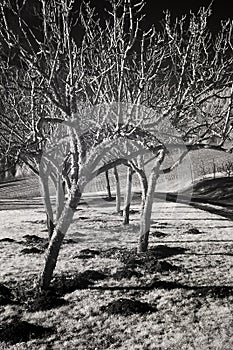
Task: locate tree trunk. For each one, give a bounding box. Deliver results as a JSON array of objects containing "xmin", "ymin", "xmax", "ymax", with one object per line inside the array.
[
  {"xmin": 113, "ymin": 166, "xmax": 121, "ymax": 213},
  {"xmin": 0, "ymin": 158, "xmax": 6, "ymax": 181},
  {"xmin": 105, "ymin": 170, "xmax": 112, "ymax": 199},
  {"xmin": 40, "ymin": 173, "xmax": 54, "ymax": 239},
  {"xmin": 56, "ymin": 174, "xmax": 65, "ymax": 222},
  {"xmin": 136, "ymin": 155, "xmax": 148, "ymax": 212},
  {"xmin": 138, "ymin": 151, "xmax": 164, "ymax": 253},
  {"xmin": 40, "ymin": 187, "xmax": 82, "ymax": 290},
  {"xmin": 46, "ymin": 214, "xmax": 55, "ymax": 240},
  {"xmin": 123, "ymin": 167, "xmax": 133, "ymax": 225}
]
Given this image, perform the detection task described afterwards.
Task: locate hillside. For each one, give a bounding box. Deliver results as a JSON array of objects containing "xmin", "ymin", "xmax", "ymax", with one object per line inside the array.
[{"xmin": 183, "ymin": 177, "xmax": 233, "ymax": 206}]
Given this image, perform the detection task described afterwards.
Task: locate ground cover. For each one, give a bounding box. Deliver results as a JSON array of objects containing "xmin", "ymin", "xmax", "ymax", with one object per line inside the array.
[{"xmin": 0, "ymin": 193, "xmax": 233, "ymax": 349}]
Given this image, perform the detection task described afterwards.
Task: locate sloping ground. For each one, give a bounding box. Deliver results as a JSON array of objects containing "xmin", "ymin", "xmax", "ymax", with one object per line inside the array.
[
  {"xmin": 1, "ymin": 176, "xmax": 233, "ymax": 215},
  {"xmin": 182, "ymin": 177, "xmax": 233, "ymax": 206},
  {"xmin": 0, "ymin": 177, "xmax": 41, "ymax": 199},
  {"xmin": 153, "ymin": 177, "xmax": 233, "ymax": 209},
  {"xmin": 151, "ymin": 177, "xmax": 233, "ymax": 221}
]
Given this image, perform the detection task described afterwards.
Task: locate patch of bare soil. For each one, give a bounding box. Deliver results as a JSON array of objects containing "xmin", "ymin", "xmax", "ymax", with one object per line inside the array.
[
  {"xmin": 100, "ymin": 245, "xmax": 186, "ymax": 263},
  {"xmin": 50, "ymin": 273, "xmax": 95, "ymax": 295},
  {"xmin": 100, "ymin": 246, "xmax": 129, "ymax": 259},
  {"xmin": 0, "ymin": 237, "xmax": 15, "ymax": 243},
  {"xmin": 78, "ymin": 270, "xmax": 107, "ymax": 281},
  {"xmin": 0, "ymin": 283, "xmax": 14, "ymax": 305},
  {"xmin": 76, "ymin": 248, "xmax": 101, "ymax": 259},
  {"xmin": 21, "ymin": 247, "xmax": 44, "ymax": 254},
  {"xmin": 26, "ymin": 290, "xmax": 68, "ymax": 312},
  {"xmin": 184, "ymin": 228, "xmax": 202, "ymax": 234},
  {"xmin": 0, "ymin": 320, "xmax": 54, "ymax": 345},
  {"xmin": 151, "ymin": 222, "xmax": 169, "ymax": 229},
  {"xmin": 101, "ymin": 298, "xmax": 156, "ymax": 315},
  {"xmin": 20, "ymin": 234, "xmax": 49, "ymax": 252},
  {"xmin": 112, "ymin": 268, "xmax": 142, "ymax": 280},
  {"xmin": 115, "ymin": 246, "xmax": 186, "ymax": 273},
  {"xmin": 22, "ymin": 234, "xmax": 47, "ymax": 243},
  {"xmin": 194, "ymin": 285, "xmax": 233, "ymax": 299},
  {"xmin": 144, "ymin": 260, "xmax": 181, "ymax": 273},
  {"xmin": 1, "ymin": 278, "xmax": 68, "ymax": 312},
  {"xmin": 151, "ymin": 230, "xmax": 167, "ymax": 238}
]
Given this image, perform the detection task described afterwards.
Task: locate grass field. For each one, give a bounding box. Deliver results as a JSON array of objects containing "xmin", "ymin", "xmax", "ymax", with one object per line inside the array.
[{"xmin": 0, "ymin": 176, "xmax": 233, "ymax": 349}]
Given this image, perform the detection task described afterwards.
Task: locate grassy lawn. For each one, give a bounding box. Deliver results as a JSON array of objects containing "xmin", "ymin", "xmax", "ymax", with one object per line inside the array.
[{"xmin": 0, "ymin": 194, "xmax": 233, "ymax": 349}]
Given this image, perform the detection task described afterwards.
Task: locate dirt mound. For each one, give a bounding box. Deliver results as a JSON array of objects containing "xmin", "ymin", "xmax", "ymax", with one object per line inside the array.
[
  {"xmin": 101, "ymin": 298, "xmax": 156, "ymax": 315},
  {"xmin": 0, "ymin": 320, "xmax": 54, "ymax": 344},
  {"xmin": 21, "ymin": 247, "xmax": 44, "ymax": 254},
  {"xmin": 129, "ymin": 209, "xmax": 140, "ymax": 215},
  {"xmin": 21, "ymin": 235, "xmax": 48, "ymax": 252},
  {"xmin": 64, "ymin": 238, "xmax": 78, "ymax": 244},
  {"xmin": 117, "ymin": 246, "xmax": 185, "ymax": 272},
  {"xmin": 51, "ymin": 273, "xmax": 94, "ymax": 295},
  {"xmin": 78, "ymin": 270, "xmax": 107, "ymax": 281},
  {"xmin": 27, "ymin": 291, "xmax": 68, "ymax": 312},
  {"xmin": 101, "ymin": 247, "xmax": 134, "ymax": 259},
  {"xmin": 77, "ymin": 248, "xmax": 101, "ymax": 259},
  {"xmin": 0, "ymin": 283, "xmax": 14, "ymax": 305},
  {"xmin": 78, "ymin": 216, "xmax": 89, "ymax": 220},
  {"xmin": 125, "ymin": 255, "xmax": 180, "ymax": 273},
  {"xmin": 144, "ymin": 260, "xmax": 181, "ymax": 274},
  {"xmin": 148, "ymin": 245, "xmax": 186, "ymax": 258},
  {"xmin": 151, "ymin": 222, "xmax": 169, "ymax": 229},
  {"xmin": 1, "ymin": 279, "xmax": 68, "ymax": 311},
  {"xmin": 106, "ymin": 246, "xmax": 186, "ymax": 264},
  {"xmin": 112, "ymin": 268, "xmax": 142, "ymax": 280},
  {"xmin": 0, "ymin": 237, "xmax": 15, "ymax": 243},
  {"xmin": 22, "ymin": 234, "xmax": 47, "ymax": 244},
  {"xmin": 24, "ymin": 220, "xmax": 46, "ymax": 225},
  {"xmin": 151, "ymin": 231, "xmax": 167, "ymax": 238},
  {"xmin": 195, "ymin": 286, "xmax": 233, "ymax": 298},
  {"xmin": 185, "ymin": 228, "xmax": 202, "ymax": 235}
]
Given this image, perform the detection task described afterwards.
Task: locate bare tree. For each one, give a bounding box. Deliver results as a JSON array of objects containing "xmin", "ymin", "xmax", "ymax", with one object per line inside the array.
[{"xmin": 219, "ymin": 160, "xmax": 233, "ymax": 177}]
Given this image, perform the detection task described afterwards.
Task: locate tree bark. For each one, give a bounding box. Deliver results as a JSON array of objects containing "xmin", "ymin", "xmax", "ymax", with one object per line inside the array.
[
  {"xmin": 136, "ymin": 155, "xmax": 148, "ymax": 212},
  {"xmin": 105, "ymin": 170, "xmax": 112, "ymax": 199},
  {"xmin": 46, "ymin": 214, "xmax": 55, "ymax": 240},
  {"xmin": 55, "ymin": 174, "xmax": 65, "ymax": 222},
  {"xmin": 113, "ymin": 166, "xmax": 121, "ymax": 213},
  {"xmin": 138, "ymin": 151, "xmax": 164, "ymax": 253},
  {"xmin": 40, "ymin": 186, "xmax": 82, "ymax": 290},
  {"xmin": 123, "ymin": 167, "xmax": 133, "ymax": 225},
  {"xmin": 0, "ymin": 159, "xmax": 6, "ymax": 181},
  {"xmin": 40, "ymin": 172, "xmax": 54, "ymax": 239}
]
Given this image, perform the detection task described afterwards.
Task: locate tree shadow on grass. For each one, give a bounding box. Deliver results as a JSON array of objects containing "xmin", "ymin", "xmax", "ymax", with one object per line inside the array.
[
  {"xmin": 89, "ymin": 280, "xmax": 233, "ymax": 299},
  {"xmin": 0, "ymin": 319, "xmax": 54, "ymax": 345},
  {"xmin": 156, "ymin": 192, "xmax": 233, "ymax": 221}
]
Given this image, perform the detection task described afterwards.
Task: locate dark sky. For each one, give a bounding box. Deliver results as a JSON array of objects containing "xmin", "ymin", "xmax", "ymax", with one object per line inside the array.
[
  {"xmin": 144, "ymin": 0, "xmax": 232, "ymax": 32},
  {"xmin": 89, "ymin": 0, "xmax": 232, "ymax": 34}
]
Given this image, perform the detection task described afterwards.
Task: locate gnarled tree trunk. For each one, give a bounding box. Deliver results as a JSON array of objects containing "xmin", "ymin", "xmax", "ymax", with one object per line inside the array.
[
  {"xmin": 40, "ymin": 172, "xmax": 55, "ymax": 239},
  {"xmin": 55, "ymin": 174, "xmax": 65, "ymax": 222},
  {"xmin": 40, "ymin": 186, "xmax": 82, "ymax": 290},
  {"xmin": 138, "ymin": 150, "xmax": 165, "ymax": 253},
  {"xmin": 113, "ymin": 166, "xmax": 121, "ymax": 213},
  {"xmin": 105, "ymin": 170, "xmax": 112, "ymax": 199},
  {"xmin": 123, "ymin": 166, "xmax": 133, "ymax": 225}
]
